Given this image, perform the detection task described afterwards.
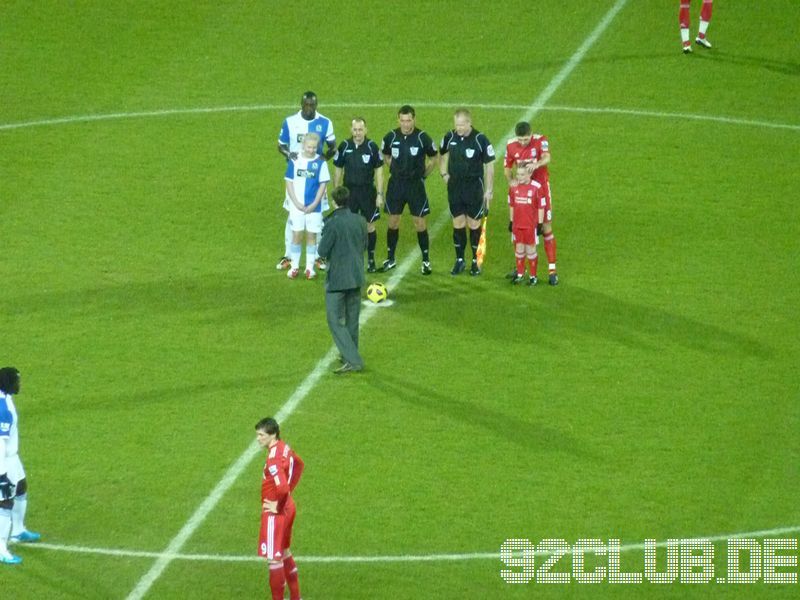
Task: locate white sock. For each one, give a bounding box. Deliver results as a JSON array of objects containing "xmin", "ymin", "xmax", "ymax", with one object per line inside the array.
[
  {"xmin": 680, "ymin": 28, "xmax": 690, "ymax": 44},
  {"xmin": 284, "ymin": 217, "xmax": 293, "ymax": 257},
  {"xmin": 290, "ymin": 243, "xmax": 302, "ymax": 270},
  {"xmin": 306, "ymin": 245, "xmax": 317, "ymax": 271},
  {"xmin": 698, "ymin": 20, "xmax": 709, "ymax": 36},
  {"xmin": 10, "ymin": 494, "xmax": 26, "ymax": 536},
  {"xmin": 0, "ymin": 509, "xmax": 11, "ymax": 556}
]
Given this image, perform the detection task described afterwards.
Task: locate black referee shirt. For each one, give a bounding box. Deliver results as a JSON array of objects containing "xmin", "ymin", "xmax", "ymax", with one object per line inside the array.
[
  {"xmin": 440, "ymin": 128, "xmax": 496, "ymax": 179},
  {"xmin": 381, "ymin": 128, "xmax": 437, "ymax": 180},
  {"xmin": 333, "ymin": 138, "xmax": 383, "ymax": 187}
]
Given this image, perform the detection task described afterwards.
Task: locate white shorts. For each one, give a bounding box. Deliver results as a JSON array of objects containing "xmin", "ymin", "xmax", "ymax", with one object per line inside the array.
[
  {"xmin": 289, "ymin": 207, "xmax": 323, "ymax": 234},
  {"xmin": 285, "ymin": 194, "xmax": 328, "ymax": 212},
  {"xmin": 5, "ymin": 454, "xmax": 25, "ymax": 485}
]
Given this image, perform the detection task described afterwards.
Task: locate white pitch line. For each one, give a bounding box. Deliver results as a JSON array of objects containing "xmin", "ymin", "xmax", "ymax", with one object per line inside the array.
[
  {"xmin": 2, "ymin": 104, "xmax": 799, "ymax": 135},
  {"xmin": 27, "ymin": 524, "xmax": 800, "ymax": 564},
  {"xmin": 121, "ymin": 3, "xmax": 630, "ymax": 597},
  {"xmin": 122, "ymin": 235, "xmax": 442, "ymax": 600}
]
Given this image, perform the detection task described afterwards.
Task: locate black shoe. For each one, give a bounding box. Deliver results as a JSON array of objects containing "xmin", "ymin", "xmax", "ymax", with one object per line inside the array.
[
  {"xmin": 367, "ymin": 259, "xmax": 377, "ymax": 273},
  {"xmin": 548, "ymin": 273, "xmax": 559, "ymax": 286},
  {"xmin": 450, "ymin": 258, "xmax": 466, "ymax": 275},
  {"xmin": 505, "ymin": 268, "xmax": 518, "ymax": 280},
  {"xmin": 529, "ymin": 276, "xmax": 539, "ymax": 287},
  {"xmin": 381, "ymin": 258, "xmax": 396, "ymax": 272},
  {"xmin": 421, "ymin": 261, "xmax": 432, "ymax": 275},
  {"xmin": 469, "ymin": 260, "xmax": 481, "ymax": 276},
  {"xmin": 510, "ymin": 274, "xmax": 524, "ymax": 285}
]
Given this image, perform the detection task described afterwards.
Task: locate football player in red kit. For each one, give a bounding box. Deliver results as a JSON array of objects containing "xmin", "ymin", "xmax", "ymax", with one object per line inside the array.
[
  {"xmin": 509, "ymin": 170, "xmax": 546, "ymax": 285},
  {"xmin": 256, "ymin": 418, "xmax": 305, "ymax": 600},
  {"xmin": 504, "ymin": 121, "xmax": 558, "ymax": 285},
  {"xmin": 680, "ymin": 0, "xmax": 713, "ymax": 53}
]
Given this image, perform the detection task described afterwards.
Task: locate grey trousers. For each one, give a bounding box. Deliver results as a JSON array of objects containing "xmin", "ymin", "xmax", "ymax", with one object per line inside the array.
[{"xmin": 325, "ymin": 287, "xmax": 363, "ymax": 368}]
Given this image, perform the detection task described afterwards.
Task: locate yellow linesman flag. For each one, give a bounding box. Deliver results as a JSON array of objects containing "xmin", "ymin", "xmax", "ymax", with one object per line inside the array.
[{"xmin": 476, "ymin": 216, "xmax": 487, "ymax": 268}]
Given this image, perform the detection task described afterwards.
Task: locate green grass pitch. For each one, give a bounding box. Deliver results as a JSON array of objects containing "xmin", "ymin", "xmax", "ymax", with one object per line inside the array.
[{"xmin": 1, "ymin": 1, "xmax": 799, "ymax": 598}]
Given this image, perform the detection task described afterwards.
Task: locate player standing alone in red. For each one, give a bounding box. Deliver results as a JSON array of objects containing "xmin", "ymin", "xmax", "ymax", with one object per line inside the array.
[
  {"xmin": 680, "ymin": 0, "xmax": 713, "ymax": 54},
  {"xmin": 256, "ymin": 417, "xmax": 305, "ymax": 600},
  {"xmin": 504, "ymin": 121, "xmax": 558, "ymax": 285},
  {"xmin": 509, "ymin": 170, "xmax": 546, "ymax": 285}
]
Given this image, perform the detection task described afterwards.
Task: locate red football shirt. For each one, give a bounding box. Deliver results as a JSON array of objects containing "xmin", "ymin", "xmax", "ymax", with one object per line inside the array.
[
  {"xmin": 504, "ymin": 135, "xmax": 550, "ymax": 187},
  {"xmin": 261, "ymin": 440, "xmax": 305, "ymax": 512},
  {"xmin": 510, "ymin": 182, "xmax": 545, "ymax": 230}
]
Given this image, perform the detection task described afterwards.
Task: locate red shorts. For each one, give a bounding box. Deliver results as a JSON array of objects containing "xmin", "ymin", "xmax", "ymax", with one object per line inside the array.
[
  {"xmin": 258, "ymin": 497, "xmax": 296, "ymax": 560},
  {"xmin": 513, "ymin": 228, "xmax": 538, "ymax": 245}
]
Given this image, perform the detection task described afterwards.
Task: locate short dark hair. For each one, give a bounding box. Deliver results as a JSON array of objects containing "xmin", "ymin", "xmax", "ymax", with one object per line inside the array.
[
  {"xmin": 331, "ymin": 186, "xmax": 350, "ymax": 207},
  {"xmin": 302, "ymin": 91, "xmax": 317, "ymax": 103},
  {"xmin": 398, "ymin": 104, "xmax": 415, "ymax": 118},
  {"xmin": 255, "ymin": 417, "xmax": 280, "ymax": 438},
  {"xmin": 0, "ymin": 367, "xmax": 20, "ymax": 395},
  {"xmin": 515, "ymin": 121, "xmax": 532, "ymax": 136}
]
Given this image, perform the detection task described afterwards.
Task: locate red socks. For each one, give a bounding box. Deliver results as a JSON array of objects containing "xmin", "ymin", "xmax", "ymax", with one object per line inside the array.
[
  {"xmin": 269, "ymin": 563, "xmax": 286, "ymax": 600},
  {"xmin": 528, "ymin": 253, "xmax": 539, "ymax": 277},
  {"xmin": 284, "ymin": 555, "xmax": 301, "ymax": 600},
  {"xmin": 679, "ymin": 2, "xmax": 690, "ymax": 29},
  {"xmin": 515, "ymin": 254, "xmax": 526, "ymax": 275},
  {"xmin": 701, "ymin": 0, "xmax": 713, "ymax": 24},
  {"xmin": 543, "ymin": 233, "xmax": 557, "ymax": 273}
]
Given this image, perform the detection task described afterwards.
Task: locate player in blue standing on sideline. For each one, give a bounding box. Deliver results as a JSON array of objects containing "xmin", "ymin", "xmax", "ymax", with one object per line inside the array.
[
  {"xmin": 0, "ymin": 367, "xmax": 41, "ymax": 566},
  {"xmin": 284, "ymin": 133, "xmax": 331, "ymax": 280},
  {"xmin": 276, "ymin": 91, "xmax": 336, "ymax": 271}
]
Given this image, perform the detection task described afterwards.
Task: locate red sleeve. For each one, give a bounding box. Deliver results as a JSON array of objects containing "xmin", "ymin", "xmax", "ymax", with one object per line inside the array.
[
  {"xmin": 503, "ymin": 141, "xmax": 516, "ymax": 169},
  {"xmin": 288, "ymin": 451, "xmax": 304, "ymax": 491},
  {"xmin": 267, "ymin": 457, "xmax": 290, "ymax": 501}
]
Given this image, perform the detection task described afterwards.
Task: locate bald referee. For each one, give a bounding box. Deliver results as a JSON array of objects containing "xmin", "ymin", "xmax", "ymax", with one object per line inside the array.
[
  {"xmin": 439, "ymin": 108, "xmax": 496, "ymax": 276},
  {"xmin": 333, "ymin": 117, "xmax": 384, "ymax": 273}
]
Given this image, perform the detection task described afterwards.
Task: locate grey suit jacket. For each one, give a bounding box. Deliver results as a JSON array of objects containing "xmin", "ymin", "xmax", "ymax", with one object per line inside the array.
[{"xmin": 318, "ymin": 207, "xmax": 368, "ymax": 292}]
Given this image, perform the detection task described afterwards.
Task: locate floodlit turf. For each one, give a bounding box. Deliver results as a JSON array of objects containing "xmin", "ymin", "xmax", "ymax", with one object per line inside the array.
[{"xmin": 1, "ymin": 1, "xmax": 799, "ymax": 598}]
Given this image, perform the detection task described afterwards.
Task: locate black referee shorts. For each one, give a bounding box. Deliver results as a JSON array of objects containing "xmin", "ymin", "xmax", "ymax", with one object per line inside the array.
[
  {"xmin": 447, "ymin": 177, "xmax": 485, "ymax": 220},
  {"xmin": 385, "ymin": 177, "xmax": 430, "ymax": 218},
  {"xmin": 347, "ymin": 185, "xmax": 380, "ymax": 223}
]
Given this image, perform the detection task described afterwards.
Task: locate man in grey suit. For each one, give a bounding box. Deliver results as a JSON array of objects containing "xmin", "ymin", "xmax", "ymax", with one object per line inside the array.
[{"xmin": 318, "ymin": 187, "xmax": 368, "ymax": 374}]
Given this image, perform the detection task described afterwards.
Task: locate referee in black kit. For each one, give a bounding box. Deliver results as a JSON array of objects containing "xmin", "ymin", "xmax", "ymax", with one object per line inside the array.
[
  {"xmin": 439, "ymin": 108, "xmax": 496, "ymax": 276},
  {"xmin": 333, "ymin": 117, "xmax": 384, "ymax": 272},
  {"xmin": 380, "ymin": 105, "xmax": 438, "ymax": 275}
]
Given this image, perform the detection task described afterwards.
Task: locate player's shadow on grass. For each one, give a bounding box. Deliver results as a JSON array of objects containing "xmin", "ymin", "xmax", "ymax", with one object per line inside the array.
[
  {"xmin": 402, "ymin": 279, "xmax": 772, "ymax": 360},
  {"xmin": 691, "ymin": 50, "xmax": 800, "ymax": 77},
  {"xmin": 367, "ymin": 373, "xmax": 600, "ymax": 461},
  {"xmin": 0, "ymin": 271, "xmax": 297, "ymax": 322}
]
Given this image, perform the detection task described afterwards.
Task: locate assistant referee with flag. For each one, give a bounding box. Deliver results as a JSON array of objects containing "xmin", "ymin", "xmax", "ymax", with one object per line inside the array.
[{"xmin": 439, "ymin": 108, "xmax": 496, "ymax": 276}]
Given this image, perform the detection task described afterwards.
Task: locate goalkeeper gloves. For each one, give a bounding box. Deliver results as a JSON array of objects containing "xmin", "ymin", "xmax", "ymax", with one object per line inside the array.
[
  {"xmin": 508, "ymin": 221, "xmax": 513, "ymax": 232},
  {"xmin": 0, "ymin": 473, "xmax": 15, "ymax": 501},
  {"xmin": 537, "ymin": 224, "xmax": 543, "ymax": 235}
]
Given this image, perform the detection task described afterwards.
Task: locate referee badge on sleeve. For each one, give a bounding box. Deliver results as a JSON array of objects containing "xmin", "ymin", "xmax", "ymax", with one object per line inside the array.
[{"xmin": 391, "ymin": 148, "xmax": 399, "ymax": 158}]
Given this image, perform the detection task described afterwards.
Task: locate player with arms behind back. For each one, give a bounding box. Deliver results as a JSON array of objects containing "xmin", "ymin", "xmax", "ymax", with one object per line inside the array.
[
  {"xmin": 284, "ymin": 133, "xmax": 331, "ymax": 280},
  {"xmin": 504, "ymin": 121, "xmax": 558, "ymax": 285},
  {"xmin": 509, "ymin": 170, "xmax": 546, "ymax": 286},
  {"xmin": 256, "ymin": 417, "xmax": 305, "ymax": 600}
]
